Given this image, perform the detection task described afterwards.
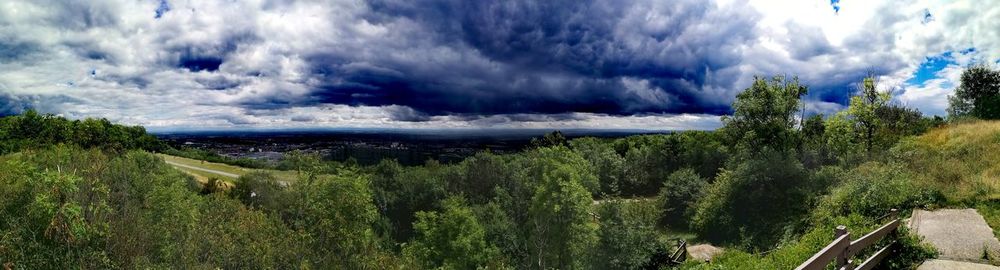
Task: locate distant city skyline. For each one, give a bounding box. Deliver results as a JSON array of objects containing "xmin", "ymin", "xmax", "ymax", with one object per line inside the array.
[{"xmin": 1, "ymin": 0, "xmax": 997, "ymax": 130}]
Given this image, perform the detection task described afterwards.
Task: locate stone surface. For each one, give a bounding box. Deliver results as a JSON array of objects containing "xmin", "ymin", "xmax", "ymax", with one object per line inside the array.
[
  {"xmin": 686, "ymin": 244, "xmax": 723, "ymax": 262},
  {"xmin": 909, "ymin": 208, "xmax": 1000, "ymax": 261},
  {"xmin": 916, "ymin": 259, "xmax": 1000, "ymax": 270}
]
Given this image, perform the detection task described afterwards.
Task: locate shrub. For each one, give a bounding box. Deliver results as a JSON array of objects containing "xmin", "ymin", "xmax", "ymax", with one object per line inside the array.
[
  {"xmin": 593, "ymin": 200, "xmax": 661, "ymax": 270},
  {"xmin": 657, "ymin": 168, "xmax": 708, "ymax": 227},
  {"xmin": 691, "ymin": 149, "xmax": 812, "ymax": 249},
  {"xmin": 814, "ymin": 162, "xmax": 944, "ymax": 221},
  {"xmin": 231, "ymin": 171, "xmax": 288, "ymax": 212}
]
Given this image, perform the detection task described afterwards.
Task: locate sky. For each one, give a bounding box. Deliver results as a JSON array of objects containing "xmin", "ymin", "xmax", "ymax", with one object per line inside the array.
[{"xmin": 1, "ymin": 0, "xmax": 998, "ymax": 131}]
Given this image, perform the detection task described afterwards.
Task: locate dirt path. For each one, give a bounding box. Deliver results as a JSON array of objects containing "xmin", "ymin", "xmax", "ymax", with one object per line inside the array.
[
  {"xmin": 164, "ymin": 160, "xmax": 241, "ymax": 179},
  {"xmin": 910, "ymin": 208, "xmax": 1000, "ymax": 269}
]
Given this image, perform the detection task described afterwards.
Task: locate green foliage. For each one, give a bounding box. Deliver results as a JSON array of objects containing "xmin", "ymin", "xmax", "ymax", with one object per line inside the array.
[
  {"xmin": 846, "ymin": 75, "xmax": 892, "ymax": 153},
  {"xmin": 515, "ymin": 145, "xmax": 599, "ymax": 196},
  {"xmin": 657, "ymin": 168, "xmax": 708, "ymax": 227},
  {"xmin": 475, "ymin": 196, "xmax": 528, "ymax": 268},
  {"xmin": 447, "ymin": 152, "xmax": 512, "ymax": 204},
  {"xmin": 231, "ymin": 171, "xmax": 288, "ymax": 212},
  {"xmin": 404, "ymin": 197, "xmax": 501, "ymax": 269},
  {"xmin": 800, "ymin": 114, "xmax": 837, "ymax": 168},
  {"xmin": 593, "ymin": 200, "xmax": 661, "ymax": 270},
  {"xmin": 1, "ymin": 72, "xmax": 983, "ymax": 269},
  {"xmin": 0, "ymin": 156, "xmax": 113, "ymax": 268},
  {"xmin": 369, "ymin": 159, "xmax": 448, "ymax": 243},
  {"xmin": 814, "ymin": 162, "xmax": 944, "ymax": 220},
  {"xmin": 278, "ymin": 149, "xmax": 326, "ymax": 174},
  {"xmin": 825, "ymin": 112, "xmax": 864, "ymax": 164},
  {"xmin": 949, "ymin": 64, "xmax": 1000, "ymax": 119},
  {"xmin": 0, "ymin": 110, "xmax": 166, "ymax": 155},
  {"xmin": 531, "ymin": 130, "xmax": 569, "ymax": 148},
  {"xmin": 527, "ymin": 163, "xmax": 598, "ymax": 269},
  {"xmin": 570, "ymin": 137, "xmax": 627, "ymax": 196},
  {"xmin": 0, "ymin": 146, "xmax": 391, "ymax": 269},
  {"xmin": 684, "ymin": 214, "xmax": 935, "ymax": 270},
  {"xmin": 722, "ymin": 75, "xmax": 807, "ymax": 156},
  {"xmin": 691, "ymin": 149, "xmax": 814, "ymax": 249},
  {"xmin": 287, "ymin": 172, "xmax": 387, "ymax": 268}
]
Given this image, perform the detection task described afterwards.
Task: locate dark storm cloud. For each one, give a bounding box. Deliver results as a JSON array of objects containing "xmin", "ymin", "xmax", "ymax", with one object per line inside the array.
[
  {"xmin": 0, "ymin": 92, "xmax": 32, "ymax": 116},
  {"xmin": 5, "ymin": 0, "xmax": 984, "ymax": 128},
  {"xmin": 196, "ymin": 76, "xmax": 244, "ymax": 90},
  {"xmin": 301, "ymin": 0, "xmax": 760, "ymax": 116},
  {"xmin": 0, "ymin": 37, "xmax": 43, "ymax": 63},
  {"xmin": 0, "ymin": 92, "xmax": 82, "ymax": 117},
  {"xmin": 160, "ymin": 29, "xmax": 259, "ymax": 72}
]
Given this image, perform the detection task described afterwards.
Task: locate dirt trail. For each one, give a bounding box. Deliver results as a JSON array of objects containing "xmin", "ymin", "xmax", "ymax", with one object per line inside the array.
[{"xmin": 164, "ymin": 160, "xmax": 241, "ymax": 179}]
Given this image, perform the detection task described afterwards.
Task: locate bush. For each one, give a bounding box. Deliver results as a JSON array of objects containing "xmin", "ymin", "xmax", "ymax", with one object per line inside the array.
[
  {"xmin": 231, "ymin": 171, "xmax": 288, "ymax": 212},
  {"xmin": 691, "ymin": 149, "xmax": 813, "ymax": 249},
  {"xmin": 593, "ymin": 200, "xmax": 661, "ymax": 270},
  {"xmin": 815, "ymin": 162, "xmax": 944, "ymax": 220},
  {"xmin": 657, "ymin": 168, "xmax": 708, "ymax": 227}
]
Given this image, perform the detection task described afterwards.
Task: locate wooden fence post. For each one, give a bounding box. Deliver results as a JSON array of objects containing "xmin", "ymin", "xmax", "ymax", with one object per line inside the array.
[{"xmin": 834, "ymin": 225, "xmax": 849, "ymax": 268}]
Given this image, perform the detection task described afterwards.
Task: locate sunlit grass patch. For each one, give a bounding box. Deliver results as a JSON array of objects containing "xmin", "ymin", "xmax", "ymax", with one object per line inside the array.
[
  {"xmin": 900, "ymin": 121, "xmax": 1000, "ymax": 203},
  {"xmin": 157, "ymin": 153, "xmax": 299, "ymax": 184}
]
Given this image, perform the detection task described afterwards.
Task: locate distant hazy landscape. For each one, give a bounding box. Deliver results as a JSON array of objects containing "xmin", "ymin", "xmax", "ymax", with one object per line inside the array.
[{"xmin": 157, "ymin": 129, "xmax": 669, "ymax": 166}]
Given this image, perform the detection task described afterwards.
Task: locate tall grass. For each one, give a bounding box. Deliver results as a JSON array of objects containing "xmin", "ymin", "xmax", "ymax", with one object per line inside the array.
[{"xmin": 895, "ymin": 120, "xmax": 1000, "ymax": 203}]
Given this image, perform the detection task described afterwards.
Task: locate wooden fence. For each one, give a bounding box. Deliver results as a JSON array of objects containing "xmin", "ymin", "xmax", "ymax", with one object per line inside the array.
[
  {"xmin": 795, "ymin": 209, "xmax": 900, "ymax": 270},
  {"xmin": 668, "ymin": 239, "xmax": 688, "ymax": 265}
]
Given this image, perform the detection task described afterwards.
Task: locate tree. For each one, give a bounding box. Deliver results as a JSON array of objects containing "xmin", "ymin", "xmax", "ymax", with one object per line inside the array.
[
  {"xmin": 231, "ymin": 172, "xmax": 287, "ymax": 212},
  {"xmin": 695, "ymin": 75, "xmax": 815, "ymax": 249},
  {"xmin": 802, "ymin": 114, "xmax": 825, "ymax": 144},
  {"xmin": 691, "ymin": 149, "xmax": 811, "ymax": 249},
  {"xmin": 528, "ymin": 164, "xmax": 598, "ymax": 269},
  {"xmin": 800, "ymin": 114, "xmax": 835, "ymax": 168},
  {"xmin": 531, "ymin": 130, "xmax": 568, "ymax": 148},
  {"xmin": 593, "ymin": 200, "xmax": 660, "ymax": 270},
  {"xmin": 721, "ymin": 75, "xmax": 807, "ymax": 157},
  {"xmin": 404, "ymin": 197, "xmax": 500, "ymax": 269},
  {"xmin": 570, "ymin": 137, "xmax": 627, "ymax": 197},
  {"xmin": 657, "ymin": 168, "xmax": 708, "ymax": 227},
  {"xmin": 369, "ymin": 160, "xmax": 448, "ymax": 242},
  {"xmin": 948, "ymin": 64, "xmax": 1000, "ymax": 119},
  {"xmin": 847, "ymin": 74, "xmax": 891, "ymax": 153},
  {"xmin": 288, "ymin": 173, "xmax": 384, "ymax": 268}
]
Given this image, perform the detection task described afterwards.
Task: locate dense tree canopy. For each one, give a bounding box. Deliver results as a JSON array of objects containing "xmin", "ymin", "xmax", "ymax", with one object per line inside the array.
[{"xmin": 0, "ymin": 110, "xmax": 165, "ymax": 154}]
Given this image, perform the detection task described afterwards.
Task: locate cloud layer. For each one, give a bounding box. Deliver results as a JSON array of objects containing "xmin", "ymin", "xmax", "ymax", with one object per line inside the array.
[{"xmin": 0, "ymin": 0, "xmax": 997, "ymax": 130}]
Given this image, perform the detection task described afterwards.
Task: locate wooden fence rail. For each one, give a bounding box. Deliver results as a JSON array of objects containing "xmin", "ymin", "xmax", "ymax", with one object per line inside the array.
[{"xmin": 795, "ymin": 209, "xmax": 900, "ymax": 270}]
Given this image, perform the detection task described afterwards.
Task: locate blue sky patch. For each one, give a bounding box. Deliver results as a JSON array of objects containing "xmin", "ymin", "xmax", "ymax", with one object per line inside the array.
[
  {"xmin": 906, "ymin": 51, "xmax": 957, "ymax": 86},
  {"xmin": 154, "ymin": 0, "xmax": 170, "ymax": 19}
]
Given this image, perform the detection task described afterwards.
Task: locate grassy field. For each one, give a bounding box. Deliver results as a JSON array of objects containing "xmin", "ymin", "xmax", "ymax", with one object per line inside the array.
[
  {"xmin": 899, "ymin": 120, "xmax": 1000, "ymax": 237},
  {"xmin": 157, "ymin": 153, "xmax": 299, "ymax": 185},
  {"xmin": 906, "ymin": 121, "xmax": 1000, "ymax": 201}
]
